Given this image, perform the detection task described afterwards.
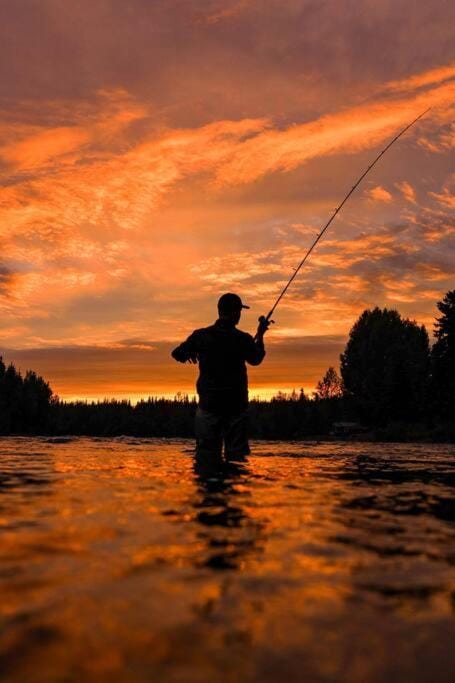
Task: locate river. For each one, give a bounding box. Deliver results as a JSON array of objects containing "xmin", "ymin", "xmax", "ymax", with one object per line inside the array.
[{"xmin": 1, "ymin": 437, "xmax": 454, "ymax": 682}]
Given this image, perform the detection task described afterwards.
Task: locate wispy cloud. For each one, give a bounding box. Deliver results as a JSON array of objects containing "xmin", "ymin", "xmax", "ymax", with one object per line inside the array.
[
  {"xmin": 213, "ymin": 79, "xmax": 455, "ymax": 186},
  {"xmin": 429, "ymin": 174, "xmax": 455, "ymax": 208},
  {"xmin": 396, "ymin": 180, "xmax": 417, "ymax": 203},
  {"xmin": 384, "ymin": 62, "xmax": 455, "ymax": 92},
  {"xmin": 195, "ymin": 0, "xmax": 254, "ymax": 25}
]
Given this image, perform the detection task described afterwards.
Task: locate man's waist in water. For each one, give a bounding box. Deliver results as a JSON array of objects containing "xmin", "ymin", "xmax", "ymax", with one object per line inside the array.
[
  {"xmin": 197, "ymin": 386, "xmax": 249, "ymax": 410},
  {"xmin": 198, "ymin": 396, "xmax": 249, "ymax": 414}
]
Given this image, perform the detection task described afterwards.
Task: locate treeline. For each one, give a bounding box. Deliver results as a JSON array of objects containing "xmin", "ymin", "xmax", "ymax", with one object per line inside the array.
[
  {"xmin": 0, "ymin": 359, "xmax": 53, "ymax": 434},
  {"xmin": 1, "ymin": 289, "xmax": 454, "ymax": 441},
  {"xmin": 47, "ymin": 391, "xmax": 349, "ymax": 440}
]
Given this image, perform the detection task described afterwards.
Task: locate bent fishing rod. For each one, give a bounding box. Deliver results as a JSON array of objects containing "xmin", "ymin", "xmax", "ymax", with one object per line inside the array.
[{"xmin": 255, "ymin": 107, "xmax": 431, "ymax": 337}]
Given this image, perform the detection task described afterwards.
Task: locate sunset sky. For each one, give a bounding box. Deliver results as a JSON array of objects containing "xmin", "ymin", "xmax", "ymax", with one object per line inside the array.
[{"xmin": 1, "ymin": 0, "xmax": 454, "ymax": 401}]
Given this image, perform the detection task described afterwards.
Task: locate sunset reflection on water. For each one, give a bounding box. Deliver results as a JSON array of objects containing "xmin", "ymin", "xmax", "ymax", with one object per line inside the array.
[{"xmin": 1, "ymin": 437, "xmax": 454, "ymax": 682}]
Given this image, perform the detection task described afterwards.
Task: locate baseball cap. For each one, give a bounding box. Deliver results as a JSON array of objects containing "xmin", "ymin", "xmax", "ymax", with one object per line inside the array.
[{"xmin": 217, "ymin": 292, "xmax": 250, "ymax": 312}]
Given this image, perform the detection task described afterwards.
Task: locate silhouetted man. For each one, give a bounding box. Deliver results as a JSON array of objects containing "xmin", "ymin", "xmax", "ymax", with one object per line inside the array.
[{"xmin": 172, "ymin": 293, "xmax": 269, "ymax": 460}]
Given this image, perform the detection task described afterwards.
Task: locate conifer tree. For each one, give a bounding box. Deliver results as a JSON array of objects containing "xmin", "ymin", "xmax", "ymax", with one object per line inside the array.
[
  {"xmin": 340, "ymin": 307, "xmax": 430, "ymax": 423},
  {"xmin": 315, "ymin": 367, "xmax": 343, "ymax": 400}
]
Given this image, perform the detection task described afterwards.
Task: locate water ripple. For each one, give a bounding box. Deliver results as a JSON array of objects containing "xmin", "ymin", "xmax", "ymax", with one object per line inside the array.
[{"xmin": 0, "ymin": 437, "xmax": 454, "ymax": 682}]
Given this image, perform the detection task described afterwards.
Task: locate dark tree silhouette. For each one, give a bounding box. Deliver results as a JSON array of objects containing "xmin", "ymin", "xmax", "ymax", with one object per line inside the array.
[
  {"xmin": 315, "ymin": 366, "xmax": 343, "ymax": 400},
  {"xmin": 340, "ymin": 307, "xmax": 430, "ymax": 423},
  {"xmin": 431, "ymin": 290, "xmax": 455, "ymax": 420},
  {"xmin": 0, "ymin": 356, "xmax": 8, "ymax": 433},
  {"xmin": 0, "ymin": 356, "xmax": 54, "ymax": 434},
  {"xmin": 21, "ymin": 370, "xmax": 54, "ymax": 433},
  {"xmin": 0, "ymin": 360, "xmax": 23, "ymax": 433}
]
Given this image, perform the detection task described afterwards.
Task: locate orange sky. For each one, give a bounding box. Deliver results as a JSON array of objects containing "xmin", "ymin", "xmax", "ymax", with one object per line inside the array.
[{"xmin": 0, "ymin": 1, "xmax": 454, "ymax": 401}]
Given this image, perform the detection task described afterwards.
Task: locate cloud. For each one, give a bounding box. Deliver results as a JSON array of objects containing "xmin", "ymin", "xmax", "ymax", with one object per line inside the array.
[
  {"xmin": 189, "ymin": 202, "xmax": 454, "ymax": 337},
  {"xmin": 396, "ymin": 180, "xmax": 417, "ymax": 203},
  {"xmin": 385, "ymin": 62, "xmax": 455, "ymax": 92},
  {"xmin": 418, "ymin": 122, "xmax": 455, "ymax": 153},
  {"xmin": 1, "ymin": 126, "xmax": 90, "ymax": 170},
  {"xmin": 195, "ymin": 0, "xmax": 254, "ymax": 25},
  {"xmin": 0, "ymin": 64, "xmax": 451, "ymax": 290},
  {"xmin": 1, "ymin": 65, "xmax": 452, "ymax": 255},
  {"xmin": 0, "ymin": 264, "xmax": 16, "ymax": 294},
  {"xmin": 367, "ymin": 186, "xmax": 393, "ymax": 202},
  {"xmin": 429, "ymin": 174, "xmax": 455, "ymax": 208},
  {"xmin": 212, "ymin": 78, "xmax": 454, "ymax": 186}
]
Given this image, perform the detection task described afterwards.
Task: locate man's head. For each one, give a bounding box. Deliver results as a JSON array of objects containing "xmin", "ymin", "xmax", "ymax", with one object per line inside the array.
[{"xmin": 217, "ymin": 292, "xmax": 250, "ymax": 324}]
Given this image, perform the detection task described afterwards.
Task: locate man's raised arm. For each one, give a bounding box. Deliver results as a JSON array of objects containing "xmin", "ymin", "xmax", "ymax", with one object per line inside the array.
[{"xmin": 244, "ymin": 318, "xmax": 270, "ymax": 366}]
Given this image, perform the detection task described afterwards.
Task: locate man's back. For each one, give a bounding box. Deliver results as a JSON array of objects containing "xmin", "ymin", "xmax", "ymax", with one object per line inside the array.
[{"xmin": 172, "ymin": 318, "xmax": 265, "ymax": 414}]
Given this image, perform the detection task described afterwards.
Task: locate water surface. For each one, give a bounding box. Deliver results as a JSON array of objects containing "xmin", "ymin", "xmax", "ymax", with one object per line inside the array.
[{"xmin": 1, "ymin": 437, "xmax": 454, "ymax": 682}]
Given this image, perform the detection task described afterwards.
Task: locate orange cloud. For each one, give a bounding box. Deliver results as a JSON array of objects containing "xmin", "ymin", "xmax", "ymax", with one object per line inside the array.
[
  {"xmin": 429, "ymin": 175, "xmax": 455, "ymax": 208},
  {"xmin": 197, "ymin": 0, "xmax": 254, "ymax": 25},
  {"xmin": 379, "ymin": 276, "xmax": 417, "ymax": 303},
  {"xmin": 367, "ymin": 186, "xmax": 393, "ymax": 202},
  {"xmin": 2, "ymin": 64, "xmax": 451, "ymax": 256},
  {"xmin": 396, "ymin": 180, "xmax": 417, "ymax": 203},
  {"xmin": 213, "ymin": 79, "xmax": 455, "ymax": 186},
  {"xmin": 414, "ymin": 263, "xmax": 453, "ymax": 281},
  {"xmin": 385, "ymin": 62, "xmax": 455, "ymax": 92},
  {"xmin": 1, "ymin": 126, "xmax": 90, "ymax": 169}
]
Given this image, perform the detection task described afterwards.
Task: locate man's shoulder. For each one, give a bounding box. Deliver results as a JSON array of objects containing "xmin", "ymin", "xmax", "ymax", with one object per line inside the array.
[
  {"xmin": 235, "ymin": 327, "xmax": 254, "ymax": 342},
  {"xmin": 190, "ymin": 324, "xmax": 253, "ymax": 341},
  {"xmin": 190, "ymin": 325, "xmax": 216, "ymax": 337}
]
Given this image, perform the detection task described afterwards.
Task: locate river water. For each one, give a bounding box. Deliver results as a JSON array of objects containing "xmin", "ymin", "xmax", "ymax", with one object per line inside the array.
[{"xmin": 1, "ymin": 437, "xmax": 454, "ymax": 682}]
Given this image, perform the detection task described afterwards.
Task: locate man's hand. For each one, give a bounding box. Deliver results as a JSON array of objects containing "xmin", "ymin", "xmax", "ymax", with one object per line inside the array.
[
  {"xmin": 256, "ymin": 315, "xmax": 272, "ymax": 340},
  {"xmin": 171, "ymin": 348, "xmax": 198, "ymax": 364}
]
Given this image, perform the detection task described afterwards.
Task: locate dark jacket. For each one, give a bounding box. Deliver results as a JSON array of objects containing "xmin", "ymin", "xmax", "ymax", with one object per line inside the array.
[{"xmin": 171, "ymin": 319, "xmax": 265, "ymax": 414}]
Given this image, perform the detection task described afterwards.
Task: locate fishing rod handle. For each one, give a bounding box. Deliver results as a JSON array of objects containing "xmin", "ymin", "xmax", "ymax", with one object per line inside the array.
[{"xmin": 254, "ymin": 314, "xmax": 275, "ymax": 342}]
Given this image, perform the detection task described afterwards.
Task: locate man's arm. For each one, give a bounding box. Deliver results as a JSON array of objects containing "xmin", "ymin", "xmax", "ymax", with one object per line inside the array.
[
  {"xmin": 171, "ymin": 332, "xmax": 200, "ymax": 364},
  {"xmin": 244, "ymin": 318, "xmax": 270, "ymax": 366}
]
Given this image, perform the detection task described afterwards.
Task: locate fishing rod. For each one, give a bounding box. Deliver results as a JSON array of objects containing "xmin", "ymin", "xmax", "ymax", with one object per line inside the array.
[{"xmin": 256, "ymin": 107, "xmax": 431, "ymax": 337}]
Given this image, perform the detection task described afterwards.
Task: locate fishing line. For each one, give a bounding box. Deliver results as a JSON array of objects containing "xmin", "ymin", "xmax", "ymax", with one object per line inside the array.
[{"xmin": 257, "ymin": 107, "xmax": 431, "ymax": 332}]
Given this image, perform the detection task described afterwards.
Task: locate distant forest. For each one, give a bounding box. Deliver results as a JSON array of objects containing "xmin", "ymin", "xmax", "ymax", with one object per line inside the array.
[{"xmin": 1, "ymin": 290, "xmax": 454, "ymax": 442}]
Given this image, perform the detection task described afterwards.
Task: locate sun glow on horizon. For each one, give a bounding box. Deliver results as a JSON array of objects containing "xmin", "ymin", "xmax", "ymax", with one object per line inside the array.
[{"xmin": 57, "ymin": 384, "xmax": 318, "ymax": 405}]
